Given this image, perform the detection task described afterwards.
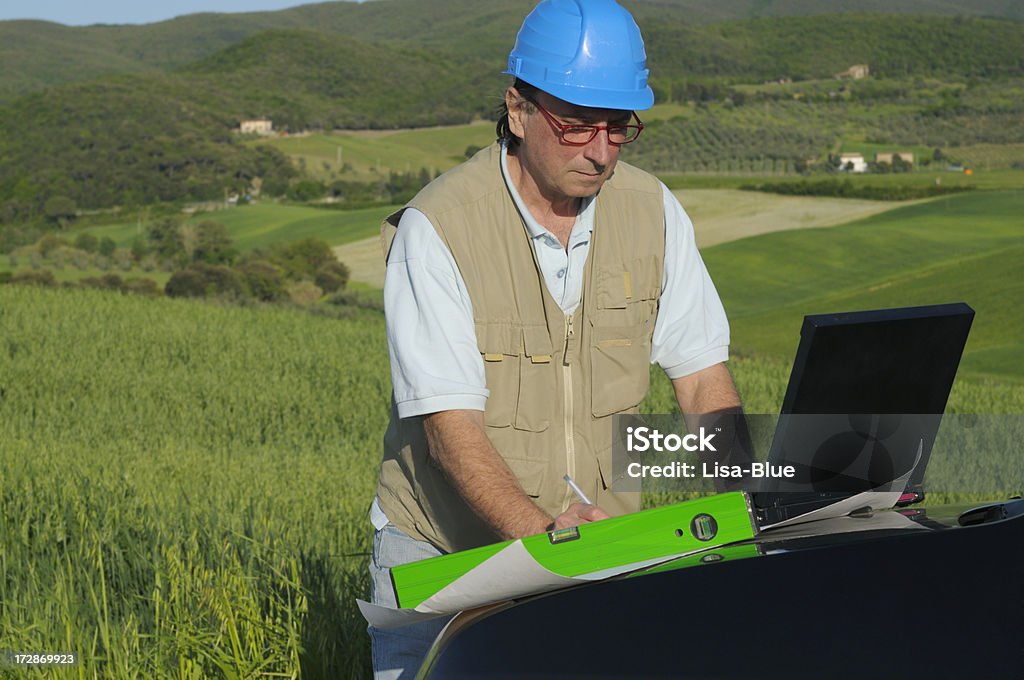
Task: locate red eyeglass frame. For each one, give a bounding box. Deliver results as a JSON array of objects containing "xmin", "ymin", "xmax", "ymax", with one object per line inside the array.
[{"xmin": 525, "ymin": 96, "xmax": 644, "ymax": 146}]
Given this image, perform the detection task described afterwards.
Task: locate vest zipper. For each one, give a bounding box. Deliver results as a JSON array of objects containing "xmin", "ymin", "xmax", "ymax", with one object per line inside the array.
[{"xmin": 562, "ymin": 313, "xmax": 576, "ymax": 512}]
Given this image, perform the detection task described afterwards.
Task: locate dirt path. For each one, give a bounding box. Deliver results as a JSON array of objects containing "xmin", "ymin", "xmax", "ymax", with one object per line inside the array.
[
  {"xmin": 679, "ymin": 189, "xmax": 919, "ymax": 248},
  {"xmin": 334, "ymin": 189, "xmax": 919, "ymax": 287}
]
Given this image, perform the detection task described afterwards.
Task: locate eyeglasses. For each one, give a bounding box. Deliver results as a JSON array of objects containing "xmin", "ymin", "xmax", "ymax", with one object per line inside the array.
[{"xmin": 524, "ymin": 96, "xmax": 644, "ymax": 146}]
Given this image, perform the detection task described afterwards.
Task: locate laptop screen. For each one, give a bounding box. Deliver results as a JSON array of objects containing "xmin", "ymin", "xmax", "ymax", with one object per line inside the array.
[
  {"xmin": 755, "ymin": 302, "xmax": 974, "ymax": 513},
  {"xmin": 781, "ymin": 303, "xmax": 975, "ymax": 416}
]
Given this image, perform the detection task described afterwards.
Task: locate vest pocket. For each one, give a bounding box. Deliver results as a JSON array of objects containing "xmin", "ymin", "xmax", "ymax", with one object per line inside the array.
[
  {"xmin": 478, "ymin": 322, "xmax": 520, "ymax": 427},
  {"xmin": 502, "ymin": 456, "xmax": 545, "ymax": 497},
  {"xmin": 589, "ymin": 254, "xmax": 658, "ymax": 417},
  {"xmin": 477, "ymin": 323, "xmax": 554, "ymax": 432},
  {"xmin": 593, "ymin": 255, "xmax": 661, "ymax": 312},
  {"xmin": 481, "ymin": 353, "xmax": 516, "ymax": 427},
  {"xmin": 590, "ymin": 320, "xmax": 653, "ymax": 417},
  {"xmin": 515, "ymin": 326, "xmax": 555, "ymax": 432},
  {"xmin": 596, "ymin": 444, "xmax": 640, "ymax": 494}
]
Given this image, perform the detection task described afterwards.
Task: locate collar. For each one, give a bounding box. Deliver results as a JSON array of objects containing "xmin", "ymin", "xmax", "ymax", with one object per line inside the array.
[{"xmin": 500, "ymin": 142, "xmax": 595, "ymax": 243}]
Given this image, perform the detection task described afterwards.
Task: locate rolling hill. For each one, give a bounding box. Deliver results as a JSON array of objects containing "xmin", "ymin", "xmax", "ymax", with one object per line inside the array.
[
  {"xmin": 702, "ymin": 190, "xmax": 1024, "ymax": 381},
  {"xmin": 1, "ymin": 4, "xmax": 1021, "ymax": 223},
  {"xmin": 2, "ymin": 0, "xmax": 1023, "ymax": 101}
]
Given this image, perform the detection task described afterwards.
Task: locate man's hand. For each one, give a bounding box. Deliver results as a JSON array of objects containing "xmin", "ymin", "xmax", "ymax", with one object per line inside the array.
[{"xmin": 551, "ymin": 503, "xmax": 611, "ymax": 530}]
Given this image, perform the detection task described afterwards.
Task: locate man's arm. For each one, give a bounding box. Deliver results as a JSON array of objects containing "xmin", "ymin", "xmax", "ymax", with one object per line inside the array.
[
  {"xmin": 671, "ymin": 361, "xmax": 741, "ymax": 422},
  {"xmin": 672, "ymin": 362, "xmax": 753, "ymax": 491},
  {"xmin": 424, "ymin": 410, "xmax": 609, "ymax": 540}
]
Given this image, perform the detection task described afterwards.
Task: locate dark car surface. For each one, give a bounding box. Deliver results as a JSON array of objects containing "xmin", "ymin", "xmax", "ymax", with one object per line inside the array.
[{"xmin": 420, "ymin": 501, "xmax": 1024, "ymax": 679}]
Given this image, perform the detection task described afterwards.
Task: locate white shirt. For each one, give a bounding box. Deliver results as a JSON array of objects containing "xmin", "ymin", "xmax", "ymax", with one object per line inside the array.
[{"xmin": 372, "ymin": 145, "xmax": 730, "ymax": 529}]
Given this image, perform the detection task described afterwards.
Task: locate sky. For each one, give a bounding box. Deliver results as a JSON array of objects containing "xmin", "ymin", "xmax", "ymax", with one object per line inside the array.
[{"xmin": 0, "ymin": 1, "xmax": 363, "ymax": 26}]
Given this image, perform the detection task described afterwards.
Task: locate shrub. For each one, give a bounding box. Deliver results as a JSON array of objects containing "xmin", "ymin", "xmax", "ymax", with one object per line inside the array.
[
  {"xmin": 75, "ymin": 233, "xmax": 99, "ymax": 253},
  {"xmin": 255, "ymin": 238, "xmax": 335, "ymax": 281},
  {"xmin": 324, "ymin": 289, "xmax": 385, "ymax": 312},
  {"xmin": 239, "ymin": 260, "xmax": 286, "ymax": 302},
  {"xmin": 80, "ymin": 274, "xmax": 127, "ymax": 291},
  {"xmin": 130, "ymin": 237, "xmax": 149, "ymax": 260},
  {"xmin": 165, "ymin": 263, "xmax": 244, "ymax": 300},
  {"xmin": 98, "ymin": 237, "xmax": 117, "ymax": 257},
  {"xmin": 115, "ymin": 250, "xmax": 134, "ymax": 272},
  {"xmin": 122, "ymin": 278, "xmax": 162, "ymax": 298},
  {"xmin": 72, "ymin": 252, "xmax": 90, "ymax": 270},
  {"xmin": 193, "ymin": 220, "xmax": 236, "ymax": 265},
  {"xmin": 164, "ymin": 269, "xmax": 206, "ymax": 298},
  {"xmin": 314, "ymin": 261, "xmax": 350, "ymax": 294},
  {"xmin": 38, "ymin": 234, "xmax": 64, "ymax": 258},
  {"xmin": 9, "ymin": 270, "xmax": 57, "ymax": 288},
  {"xmin": 286, "ymin": 280, "xmax": 323, "ymax": 306},
  {"xmin": 286, "ymin": 180, "xmax": 325, "ymax": 202}
]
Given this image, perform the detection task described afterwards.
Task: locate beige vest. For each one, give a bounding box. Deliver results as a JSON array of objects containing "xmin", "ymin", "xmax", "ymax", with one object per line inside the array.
[{"xmin": 377, "ymin": 143, "xmax": 665, "ymax": 553}]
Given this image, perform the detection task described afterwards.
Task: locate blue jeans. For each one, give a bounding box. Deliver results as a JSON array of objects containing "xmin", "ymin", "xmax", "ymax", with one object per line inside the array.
[{"xmin": 368, "ymin": 524, "xmax": 452, "ymax": 679}]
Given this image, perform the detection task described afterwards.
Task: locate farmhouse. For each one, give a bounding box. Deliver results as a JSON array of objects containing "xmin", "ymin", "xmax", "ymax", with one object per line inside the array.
[
  {"xmin": 839, "ymin": 153, "xmax": 868, "ymax": 173},
  {"xmin": 239, "ymin": 119, "xmax": 273, "ymax": 135},
  {"xmin": 835, "ymin": 64, "xmax": 869, "ymax": 80},
  {"xmin": 876, "ymin": 151, "xmax": 914, "ymax": 165}
]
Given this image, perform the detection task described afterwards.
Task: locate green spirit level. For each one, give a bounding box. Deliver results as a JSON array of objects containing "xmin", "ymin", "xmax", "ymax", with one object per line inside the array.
[{"xmin": 392, "ymin": 491, "xmax": 757, "ymax": 609}]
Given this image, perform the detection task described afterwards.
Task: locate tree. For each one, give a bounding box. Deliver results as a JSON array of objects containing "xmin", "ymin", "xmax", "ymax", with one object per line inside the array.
[
  {"xmin": 262, "ymin": 238, "xmax": 335, "ymax": 281},
  {"xmin": 43, "ymin": 196, "xmax": 76, "ymax": 228},
  {"xmin": 193, "ymin": 220, "xmax": 236, "ymax": 264},
  {"xmin": 165, "ymin": 263, "xmax": 244, "ymax": 300},
  {"xmin": 98, "ymin": 237, "xmax": 117, "ymax": 257},
  {"xmin": 315, "ymin": 260, "xmax": 350, "ymax": 294},
  {"xmin": 891, "ymin": 154, "xmax": 912, "ymax": 173},
  {"xmin": 75, "ymin": 232, "xmax": 99, "ymax": 253},
  {"xmin": 130, "ymin": 236, "xmax": 150, "ymax": 260},
  {"xmin": 148, "ymin": 218, "xmax": 186, "ymax": 262},
  {"xmin": 38, "ymin": 234, "xmax": 63, "ymax": 258},
  {"xmin": 239, "ymin": 260, "xmax": 285, "ymax": 301}
]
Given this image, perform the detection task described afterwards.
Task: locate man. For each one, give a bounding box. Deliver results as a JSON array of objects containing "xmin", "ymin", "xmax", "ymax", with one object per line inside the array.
[{"xmin": 368, "ymin": 0, "xmax": 743, "ymax": 676}]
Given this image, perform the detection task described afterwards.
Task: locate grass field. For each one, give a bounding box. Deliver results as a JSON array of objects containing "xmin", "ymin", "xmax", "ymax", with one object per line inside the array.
[
  {"xmin": 334, "ymin": 189, "xmax": 924, "ymax": 287},
  {"xmin": 703, "ymin": 190, "xmax": 1024, "ymax": 382},
  {"xmin": 4, "ymin": 183, "xmax": 1024, "ymax": 676},
  {"xmin": 0, "ymin": 263, "xmax": 172, "ymax": 287},
  {"xmin": 80, "ymin": 202, "xmax": 396, "ymax": 252},
  {"xmin": 253, "ymin": 121, "xmax": 497, "ymax": 182},
  {"xmin": 1, "ymin": 272, "xmax": 1020, "ymax": 677},
  {"xmin": 659, "ymin": 168, "xmax": 1024, "ymax": 191},
  {"xmin": 0, "ymin": 287, "xmax": 389, "ymax": 678}
]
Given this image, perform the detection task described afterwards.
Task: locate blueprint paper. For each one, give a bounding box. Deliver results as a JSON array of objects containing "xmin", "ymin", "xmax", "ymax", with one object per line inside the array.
[{"xmin": 359, "ymin": 539, "xmax": 716, "ymax": 629}]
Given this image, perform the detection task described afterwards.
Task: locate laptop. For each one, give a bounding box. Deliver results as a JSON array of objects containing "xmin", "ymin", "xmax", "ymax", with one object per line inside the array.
[{"xmin": 751, "ymin": 302, "xmax": 975, "ymax": 526}]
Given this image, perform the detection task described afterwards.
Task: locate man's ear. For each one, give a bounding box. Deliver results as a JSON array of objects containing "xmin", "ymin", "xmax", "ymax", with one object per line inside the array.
[{"xmin": 505, "ymin": 86, "xmax": 528, "ymax": 139}]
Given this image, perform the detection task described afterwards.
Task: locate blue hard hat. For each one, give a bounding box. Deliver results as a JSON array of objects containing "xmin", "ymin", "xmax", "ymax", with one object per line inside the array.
[{"xmin": 504, "ymin": 0, "xmax": 654, "ymax": 111}]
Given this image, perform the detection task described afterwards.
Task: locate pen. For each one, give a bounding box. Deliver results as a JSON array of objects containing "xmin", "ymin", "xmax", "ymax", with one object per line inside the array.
[{"xmin": 562, "ymin": 474, "xmax": 593, "ymax": 505}]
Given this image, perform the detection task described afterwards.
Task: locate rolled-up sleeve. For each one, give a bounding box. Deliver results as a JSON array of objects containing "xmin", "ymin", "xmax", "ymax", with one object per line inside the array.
[
  {"xmin": 384, "ymin": 208, "xmax": 488, "ymax": 418},
  {"xmin": 650, "ymin": 183, "xmax": 731, "ymax": 379}
]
